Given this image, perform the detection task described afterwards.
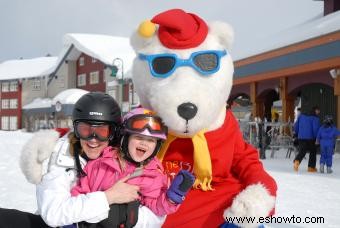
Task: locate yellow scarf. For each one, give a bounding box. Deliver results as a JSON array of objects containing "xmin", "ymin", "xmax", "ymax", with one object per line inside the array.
[{"xmin": 157, "ymin": 129, "xmax": 213, "ymax": 191}]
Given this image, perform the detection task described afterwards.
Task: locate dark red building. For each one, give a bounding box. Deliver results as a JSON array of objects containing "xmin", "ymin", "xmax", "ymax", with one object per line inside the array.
[
  {"xmin": 76, "ymin": 53, "xmax": 106, "ymax": 92},
  {"xmin": 0, "ymin": 80, "xmax": 22, "ymax": 130}
]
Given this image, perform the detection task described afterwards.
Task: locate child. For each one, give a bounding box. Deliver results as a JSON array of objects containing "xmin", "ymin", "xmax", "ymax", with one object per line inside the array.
[
  {"xmin": 71, "ymin": 108, "xmax": 195, "ymax": 227},
  {"xmin": 316, "ymin": 115, "xmax": 340, "ymax": 173}
]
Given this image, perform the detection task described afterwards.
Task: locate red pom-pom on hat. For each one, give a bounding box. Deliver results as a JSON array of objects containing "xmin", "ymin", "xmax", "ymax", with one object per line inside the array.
[{"xmin": 151, "ymin": 9, "xmax": 208, "ymax": 49}]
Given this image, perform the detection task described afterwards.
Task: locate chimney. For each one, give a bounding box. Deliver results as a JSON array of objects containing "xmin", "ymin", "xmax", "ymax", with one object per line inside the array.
[{"xmin": 324, "ymin": 0, "xmax": 340, "ymax": 16}]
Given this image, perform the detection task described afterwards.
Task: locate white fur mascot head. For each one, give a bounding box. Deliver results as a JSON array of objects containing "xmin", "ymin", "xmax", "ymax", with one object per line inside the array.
[
  {"xmin": 130, "ymin": 9, "xmax": 235, "ymax": 190},
  {"xmin": 131, "ymin": 9, "xmax": 234, "ymax": 137}
]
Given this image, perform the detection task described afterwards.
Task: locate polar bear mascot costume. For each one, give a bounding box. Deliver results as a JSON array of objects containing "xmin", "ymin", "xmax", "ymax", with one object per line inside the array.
[{"xmin": 130, "ymin": 9, "xmax": 277, "ymax": 227}]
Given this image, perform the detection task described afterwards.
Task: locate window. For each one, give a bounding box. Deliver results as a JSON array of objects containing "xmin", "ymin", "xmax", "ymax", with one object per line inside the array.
[
  {"xmin": 10, "ymin": 99, "xmax": 18, "ymax": 109},
  {"xmin": 92, "ymin": 58, "xmax": 97, "ymax": 63},
  {"xmin": 89, "ymin": 71, "xmax": 99, "ymax": 84},
  {"xmin": 9, "ymin": 116, "xmax": 17, "ymax": 130},
  {"xmin": 32, "ymin": 79, "xmax": 41, "ymax": 90},
  {"xmin": 1, "ymin": 116, "xmax": 9, "ymax": 130},
  {"xmin": 10, "ymin": 81, "xmax": 18, "ymax": 91},
  {"xmin": 77, "ymin": 74, "xmax": 86, "ymax": 87},
  {"xmin": 2, "ymin": 82, "xmax": 9, "ymax": 92},
  {"xmin": 1, "ymin": 99, "xmax": 9, "ymax": 109},
  {"xmin": 79, "ymin": 57, "xmax": 85, "ymax": 66}
]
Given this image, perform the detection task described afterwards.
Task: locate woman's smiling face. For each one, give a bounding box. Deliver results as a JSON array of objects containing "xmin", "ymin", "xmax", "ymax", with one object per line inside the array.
[
  {"xmin": 128, "ymin": 134, "xmax": 157, "ymax": 163},
  {"xmin": 80, "ymin": 138, "xmax": 109, "ymax": 160}
]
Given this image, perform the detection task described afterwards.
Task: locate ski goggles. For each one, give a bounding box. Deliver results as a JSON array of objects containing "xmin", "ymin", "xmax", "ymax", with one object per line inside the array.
[
  {"xmin": 138, "ymin": 50, "xmax": 227, "ymax": 78},
  {"xmin": 124, "ymin": 114, "xmax": 168, "ymax": 135},
  {"xmin": 74, "ymin": 121, "xmax": 112, "ymax": 141}
]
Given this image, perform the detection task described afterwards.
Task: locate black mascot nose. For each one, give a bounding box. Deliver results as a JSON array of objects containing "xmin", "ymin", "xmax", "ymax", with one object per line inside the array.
[{"xmin": 177, "ymin": 102, "xmax": 198, "ymax": 121}]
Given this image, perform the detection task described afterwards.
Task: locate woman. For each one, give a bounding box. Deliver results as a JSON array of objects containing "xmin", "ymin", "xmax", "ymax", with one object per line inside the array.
[{"xmin": 0, "ymin": 92, "xmax": 163, "ymax": 228}]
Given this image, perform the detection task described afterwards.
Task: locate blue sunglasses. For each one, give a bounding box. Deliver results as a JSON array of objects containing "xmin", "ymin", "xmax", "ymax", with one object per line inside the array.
[{"xmin": 139, "ymin": 50, "xmax": 227, "ymax": 78}]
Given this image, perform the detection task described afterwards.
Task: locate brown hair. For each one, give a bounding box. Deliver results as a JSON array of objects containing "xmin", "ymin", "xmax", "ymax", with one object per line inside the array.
[
  {"xmin": 117, "ymin": 150, "xmax": 126, "ymax": 171},
  {"xmin": 68, "ymin": 132, "xmax": 87, "ymax": 177},
  {"xmin": 68, "ymin": 132, "xmax": 83, "ymax": 156}
]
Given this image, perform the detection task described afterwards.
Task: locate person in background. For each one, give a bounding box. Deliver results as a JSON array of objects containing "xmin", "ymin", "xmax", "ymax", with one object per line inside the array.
[
  {"xmin": 316, "ymin": 115, "xmax": 340, "ymax": 174},
  {"xmin": 292, "ymin": 107, "xmax": 301, "ymax": 148},
  {"xmin": 294, "ymin": 107, "xmax": 301, "ymax": 123},
  {"xmin": 293, "ymin": 106, "xmax": 321, "ymax": 172},
  {"xmin": 272, "ymin": 111, "xmax": 279, "ymax": 123},
  {"xmin": 71, "ymin": 107, "xmax": 195, "ymax": 227}
]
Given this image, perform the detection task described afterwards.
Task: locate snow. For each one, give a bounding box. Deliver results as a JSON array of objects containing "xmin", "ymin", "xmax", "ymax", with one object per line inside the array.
[
  {"xmin": 263, "ymin": 156, "xmax": 340, "ymax": 227},
  {"xmin": 58, "ymin": 33, "xmax": 136, "ymax": 78},
  {"xmin": 235, "ymin": 11, "xmax": 340, "ymax": 59},
  {"xmin": 22, "ymin": 98, "xmax": 52, "ymax": 109},
  {"xmin": 0, "ymin": 34, "xmax": 136, "ymax": 81},
  {"xmin": 0, "ymin": 130, "xmax": 339, "ymax": 227},
  {"xmin": 63, "ymin": 34, "xmax": 135, "ymax": 66},
  {"xmin": 0, "ymin": 131, "xmax": 36, "ymax": 212},
  {"xmin": 0, "ymin": 57, "xmax": 57, "ymax": 80},
  {"xmin": 52, "ymin": 88, "xmax": 89, "ymax": 105},
  {"xmin": 21, "ymin": 89, "xmax": 88, "ymax": 110}
]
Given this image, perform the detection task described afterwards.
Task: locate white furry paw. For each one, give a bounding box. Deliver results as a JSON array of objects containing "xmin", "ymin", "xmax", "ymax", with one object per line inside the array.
[
  {"xmin": 223, "ymin": 183, "xmax": 276, "ymax": 228},
  {"xmin": 20, "ymin": 130, "xmax": 60, "ymax": 184}
]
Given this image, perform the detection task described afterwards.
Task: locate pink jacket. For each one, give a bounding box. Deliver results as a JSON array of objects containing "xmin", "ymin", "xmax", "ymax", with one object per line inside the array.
[{"xmin": 71, "ymin": 146, "xmax": 179, "ymax": 216}]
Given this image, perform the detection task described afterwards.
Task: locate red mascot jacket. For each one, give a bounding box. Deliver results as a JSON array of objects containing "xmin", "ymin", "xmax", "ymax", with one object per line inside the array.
[{"xmin": 162, "ymin": 110, "xmax": 277, "ymax": 227}]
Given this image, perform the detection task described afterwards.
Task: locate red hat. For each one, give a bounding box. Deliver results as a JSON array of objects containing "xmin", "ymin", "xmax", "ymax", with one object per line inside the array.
[{"xmin": 151, "ymin": 9, "xmax": 208, "ymax": 49}]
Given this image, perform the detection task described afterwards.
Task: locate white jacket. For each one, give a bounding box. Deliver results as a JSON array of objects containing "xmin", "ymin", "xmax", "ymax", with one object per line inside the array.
[{"xmin": 24, "ymin": 130, "xmax": 164, "ymax": 227}]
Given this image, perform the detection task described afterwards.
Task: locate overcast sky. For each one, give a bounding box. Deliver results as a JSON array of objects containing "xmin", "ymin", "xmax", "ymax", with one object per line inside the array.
[{"xmin": 0, "ymin": 0, "xmax": 323, "ymax": 62}]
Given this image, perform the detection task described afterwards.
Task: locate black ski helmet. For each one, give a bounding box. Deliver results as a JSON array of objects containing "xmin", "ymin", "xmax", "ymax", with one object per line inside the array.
[
  {"xmin": 72, "ymin": 92, "xmax": 121, "ymax": 175},
  {"xmin": 323, "ymin": 115, "xmax": 333, "ymax": 126},
  {"xmin": 72, "ymin": 92, "xmax": 121, "ymax": 125}
]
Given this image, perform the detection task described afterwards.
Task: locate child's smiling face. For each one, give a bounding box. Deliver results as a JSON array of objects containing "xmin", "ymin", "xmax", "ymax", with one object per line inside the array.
[{"xmin": 128, "ymin": 134, "xmax": 157, "ymax": 163}]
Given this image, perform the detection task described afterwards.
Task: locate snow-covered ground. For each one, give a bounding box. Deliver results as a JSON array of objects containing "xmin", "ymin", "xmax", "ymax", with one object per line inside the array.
[
  {"xmin": 0, "ymin": 130, "xmax": 36, "ymax": 212},
  {"xmin": 0, "ymin": 130, "xmax": 339, "ymax": 227}
]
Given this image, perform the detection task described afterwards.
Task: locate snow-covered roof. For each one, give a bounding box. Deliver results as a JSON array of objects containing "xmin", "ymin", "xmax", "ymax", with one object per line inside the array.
[
  {"xmin": 22, "ymin": 98, "xmax": 52, "ymax": 109},
  {"xmin": 52, "ymin": 88, "xmax": 88, "ymax": 105},
  {"xmin": 50, "ymin": 33, "xmax": 135, "ymax": 79},
  {"xmin": 22, "ymin": 89, "xmax": 88, "ymax": 109},
  {"xmin": 0, "ymin": 57, "xmax": 57, "ymax": 80},
  {"xmin": 235, "ymin": 11, "xmax": 340, "ymax": 60}
]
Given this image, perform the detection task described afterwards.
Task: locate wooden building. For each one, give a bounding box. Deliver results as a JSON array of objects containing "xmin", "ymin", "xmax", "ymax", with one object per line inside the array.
[{"xmin": 230, "ymin": 0, "xmax": 340, "ymax": 128}]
